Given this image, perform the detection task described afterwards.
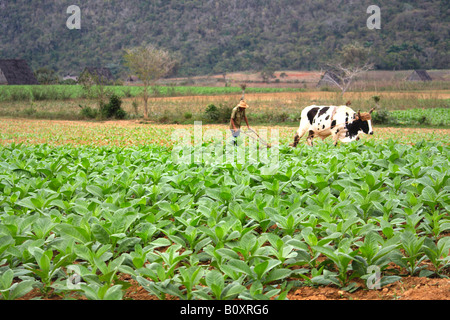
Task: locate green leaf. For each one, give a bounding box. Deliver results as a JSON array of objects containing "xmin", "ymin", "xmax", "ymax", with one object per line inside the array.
[
  {"xmin": 150, "ymin": 238, "xmax": 171, "ymax": 248},
  {"xmin": 86, "ymin": 185, "xmax": 104, "ymax": 199},
  {"xmin": 117, "ymin": 237, "xmax": 141, "ymax": 255},
  {"xmin": 254, "ymin": 261, "xmax": 269, "ymax": 280},
  {"xmin": 219, "ymin": 188, "xmax": 232, "ymax": 202},
  {"xmin": 379, "ymin": 276, "xmax": 401, "ymax": 288},
  {"xmin": 205, "ymin": 270, "xmax": 224, "ymax": 299},
  {"xmin": 216, "ymin": 248, "xmax": 240, "ymax": 260},
  {"xmin": 39, "ymin": 252, "xmax": 51, "ymax": 273},
  {"xmin": 0, "ymin": 236, "xmax": 15, "ymax": 256},
  {"xmin": 421, "ymin": 186, "xmax": 437, "ymax": 203},
  {"xmin": 8, "ymin": 280, "xmax": 36, "ymax": 300},
  {"xmin": 215, "ymin": 226, "xmax": 224, "ymax": 240},
  {"xmin": 92, "ymin": 224, "xmax": 110, "ymax": 245},
  {"xmin": 227, "ymin": 259, "xmax": 252, "ymax": 276},
  {"xmin": 265, "ymin": 268, "xmax": 292, "ymax": 283},
  {"xmin": 0, "ymin": 270, "xmax": 14, "ymax": 290},
  {"xmin": 58, "ymin": 224, "xmax": 91, "ymax": 244},
  {"xmin": 17, "ymin": 198, "xmax": 38, "ymax": 210},
  {"xmin": 223, "ymin": 282, "xmax": 246, "ymax": 299}
]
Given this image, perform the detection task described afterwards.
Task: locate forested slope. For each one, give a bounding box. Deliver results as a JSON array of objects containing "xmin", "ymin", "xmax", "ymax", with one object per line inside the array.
[{"xmin": 0, "ymin": 0, "xmax": 448, "ymax": 77}]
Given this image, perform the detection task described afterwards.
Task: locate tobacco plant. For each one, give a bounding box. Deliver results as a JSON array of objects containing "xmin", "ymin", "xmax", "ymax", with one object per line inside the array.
[{"xmin": 0, "ymin": 138, "xmax": 448, "ymax": 300}]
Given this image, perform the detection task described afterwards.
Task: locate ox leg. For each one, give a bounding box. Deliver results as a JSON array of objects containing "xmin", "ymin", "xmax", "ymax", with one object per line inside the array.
[
  {"xmin": 333, "ymin": 125, "xmax": 348, "ymax": 146},
  {"xmin": 292, "ymin": 133, "xmax": 300, "ymax": 147},
  {"xmin": 332, "ymin": 126, "xmax": 345, "ymax": 146},
  {"xmin": 306, "ymin": 130, "xmax": 315, "ymax": 147},
  {"xmin": 332, "ymin": 129, "xmax": 340, "ymax": 146},
  {"xmin": 291, "ymin": 127, "xmax": 308, "ymax": 147}
]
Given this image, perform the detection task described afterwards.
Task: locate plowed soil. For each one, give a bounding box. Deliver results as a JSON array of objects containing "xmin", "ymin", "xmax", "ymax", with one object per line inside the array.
[{"xmin": 18, "ymin": 275, "xmax": 450, "ymax": 300}]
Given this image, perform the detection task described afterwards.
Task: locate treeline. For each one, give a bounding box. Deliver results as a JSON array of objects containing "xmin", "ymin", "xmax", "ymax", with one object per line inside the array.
[{"xmin": 1, "ymin": 0, "xmax": 448, "ymax": 77}]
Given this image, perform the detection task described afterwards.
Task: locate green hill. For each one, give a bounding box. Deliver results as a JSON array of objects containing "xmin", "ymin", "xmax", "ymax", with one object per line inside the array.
[{"xmin": 1, "ymin": 0, "xmax": 448, "ymax": 77}]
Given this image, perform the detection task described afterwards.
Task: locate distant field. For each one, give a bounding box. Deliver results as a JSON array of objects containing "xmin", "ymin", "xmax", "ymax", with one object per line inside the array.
[
  {"xmin": 0, "ymin": 86, "xmax": 449, "ymax": 125},
  {"xmin": 0, "ymin": 85, "xmax": 304, "ymax": 102},
  {"xmin": 162, "ymin": 70, "xmax": 450, "ymax": 90}
]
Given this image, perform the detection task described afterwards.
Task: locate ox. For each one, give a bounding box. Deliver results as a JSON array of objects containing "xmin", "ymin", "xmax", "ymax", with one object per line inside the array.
[{"xmin": 292, "ymin": 102, "xmax": 375, "ymax": 147}]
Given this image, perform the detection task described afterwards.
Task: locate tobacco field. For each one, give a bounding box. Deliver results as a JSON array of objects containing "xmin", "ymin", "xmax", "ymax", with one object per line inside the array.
[{"xmin": 0, "ymin": 136, "xmax": 449, "ymax": 300}]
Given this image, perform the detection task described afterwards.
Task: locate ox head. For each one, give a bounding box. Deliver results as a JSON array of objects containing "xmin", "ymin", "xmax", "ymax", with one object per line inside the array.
[{"xmin": 353, "ymin": 107, "xmax": 376, "ymax": 136}]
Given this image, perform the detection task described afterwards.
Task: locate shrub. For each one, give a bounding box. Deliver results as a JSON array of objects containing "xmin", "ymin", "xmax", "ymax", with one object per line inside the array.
[
  {"xmin": 184, "ymin": 112, "xmax": 193, "ymax": 119},
  {"xmin": 24, "ymin": 105, "xmax": 37, "ymax": 116},
  {"xmin": 80, "ymin": 106, "xmax": 98, "ymax": 119},
  {"xmin": 157, "ymin": 114, "xmax": 170, "ymax": 123},
  {"xmin": 277, "ymin": 112, "xmax": 290, "ymax": 122},
  {"xmin": 205, "ymin": 104, "xmax": 219, "ymax": 121},
  {"xmin": 204, "ymin": 103, "xmax": 233, "ymax": 123},
  {"xmin": 371, "ymin": 109, "xmax": 391, "ymax": 125},
  {"xmin": 100, "ymin": 94, "xmax": 127, "ymax": 119},
  {"xmin": 132, "ymin": 100, "xmax": 139, "ymax": 116},
  {"xmin": 418, "ymin": 115, "xmax": 429, "ymax": 126}
]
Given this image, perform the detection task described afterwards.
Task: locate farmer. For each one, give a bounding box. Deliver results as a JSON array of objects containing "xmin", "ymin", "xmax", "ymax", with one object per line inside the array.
[{"xmin": 230, "ymin": 99, "xmax": 250, "ymax": 146}]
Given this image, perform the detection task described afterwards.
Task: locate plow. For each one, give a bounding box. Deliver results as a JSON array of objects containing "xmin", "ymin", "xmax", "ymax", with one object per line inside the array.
[{"xmin": 242, "ymin": 128, "xmax": 272, "ymax": 148}]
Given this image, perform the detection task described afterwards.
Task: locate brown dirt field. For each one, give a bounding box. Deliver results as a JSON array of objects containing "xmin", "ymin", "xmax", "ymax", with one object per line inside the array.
[
  {"xmin": 18, "ymin": 274, "xmax": 450, "ymax": 300},
  {"xmin": 1, "ymin": 118, "xmax": 449, "ymax": 147},
  {"xmin": 288, "ymin": 277, "xmax": 450, "ymax": 300},
  {"xmin": 161, "ymin": 70, "xmax": 450, "ymax": 89}
]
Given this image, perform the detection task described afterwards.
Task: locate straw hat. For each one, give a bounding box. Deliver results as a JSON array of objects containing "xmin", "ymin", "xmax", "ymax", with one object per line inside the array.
[{"xmin": 238, "ymin": 100, "xmax": 249, "ymax": 109}]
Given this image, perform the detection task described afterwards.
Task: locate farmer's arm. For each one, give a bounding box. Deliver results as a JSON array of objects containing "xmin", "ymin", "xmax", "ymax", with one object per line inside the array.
[
  {"xmin": 230, "ymin": 118, "xmax": 237, "ymax": 131},
  {"xmin": 230, "ymin": 108, "xmax": 238, "ymax": 131}
]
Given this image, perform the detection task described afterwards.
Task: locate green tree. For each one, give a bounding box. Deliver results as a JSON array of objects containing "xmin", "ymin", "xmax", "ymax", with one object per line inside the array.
[
  {"xmin": 124, "ymin": 45, "xmax": 176, "ymax": 119},
  {"xmin": 34, "ymin": 67, "xmax": 58, "ymax": 85}
]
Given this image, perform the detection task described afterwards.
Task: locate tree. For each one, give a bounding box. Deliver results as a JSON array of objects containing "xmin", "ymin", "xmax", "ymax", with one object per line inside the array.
[
  {"xmin": 78, "ymin": 70, "xmax": 110, "ymax": 111},
  {"xmin": 259, "ymin": 66, "xmax": 276, "ymax": 83},
  {"xmin": 124, "ymin": 45, "xmax": 176, "ymax": 119},
  {"xmin": 34, "ymin": 67, "xmax": 58, "ymax": 85},
  {"xmin": 324, "ymin": 43, "xmax": 374, "ymax": 96}
]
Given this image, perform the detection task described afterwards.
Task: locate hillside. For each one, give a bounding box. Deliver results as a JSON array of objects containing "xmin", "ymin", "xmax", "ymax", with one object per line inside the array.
[{"xmin": 0, "ymin": 0, "xmax": 449, "ymax": 77}]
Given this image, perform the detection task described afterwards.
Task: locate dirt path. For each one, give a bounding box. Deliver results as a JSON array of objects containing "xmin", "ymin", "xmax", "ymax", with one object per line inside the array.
[
  {"xmin": 288, "ymin": 276, "xmax": 450, "ymax": 300},
  {"xmin": 19, "ymin": 274, "xmax": 450, "ymax": 300}
]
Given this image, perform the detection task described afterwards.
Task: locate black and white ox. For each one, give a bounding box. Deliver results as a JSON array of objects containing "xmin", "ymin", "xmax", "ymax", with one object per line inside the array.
[{"xmin": 292, "ymin": 103, "xmax": 375, "ymax": 147}]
